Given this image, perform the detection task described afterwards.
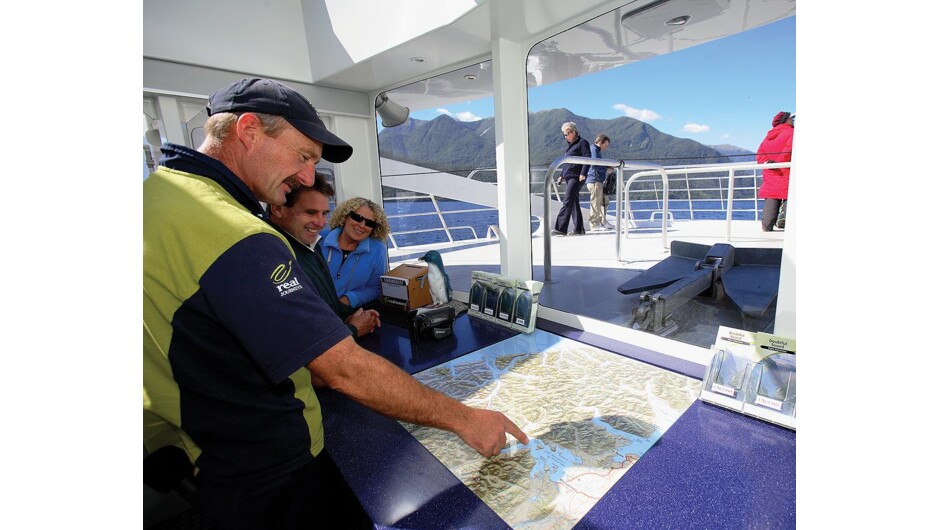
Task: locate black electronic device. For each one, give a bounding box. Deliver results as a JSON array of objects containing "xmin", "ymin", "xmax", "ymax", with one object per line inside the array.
[{"xmin": 408, "ymin": 305, "xmax": 456, "ymax": 341}]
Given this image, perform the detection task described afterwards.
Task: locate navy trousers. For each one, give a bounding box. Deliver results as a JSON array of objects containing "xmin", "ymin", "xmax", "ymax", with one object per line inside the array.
[{"xmin": 554, "ymin": 177, "xmax": 585, "ymax": 234}]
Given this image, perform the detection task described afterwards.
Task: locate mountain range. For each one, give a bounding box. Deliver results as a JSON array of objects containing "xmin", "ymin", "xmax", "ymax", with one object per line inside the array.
[
  {"xmin": 708, "ymin": 144, "xmax": 757, "ymax": 162},
  {"xmin": 378, "ymin": 108, "xmax": 755, "ymax": 177}
]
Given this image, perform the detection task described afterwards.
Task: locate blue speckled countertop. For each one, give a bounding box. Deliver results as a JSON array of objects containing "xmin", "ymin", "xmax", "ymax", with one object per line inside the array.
[{"xmin": 321, "ymin": 313, "xmax": 795, "ymax": 529}]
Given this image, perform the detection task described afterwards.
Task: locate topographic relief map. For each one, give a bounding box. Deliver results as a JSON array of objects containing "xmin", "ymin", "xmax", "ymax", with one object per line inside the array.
[{"xmin": 402, "ymin": 330, "xmax": 701, "ymax": 530}]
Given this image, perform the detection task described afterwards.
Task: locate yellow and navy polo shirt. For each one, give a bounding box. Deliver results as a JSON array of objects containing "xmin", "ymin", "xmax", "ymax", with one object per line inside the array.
[{"xmin": 143, "ymin": 144, "xmax": 349, "ymax": 483}]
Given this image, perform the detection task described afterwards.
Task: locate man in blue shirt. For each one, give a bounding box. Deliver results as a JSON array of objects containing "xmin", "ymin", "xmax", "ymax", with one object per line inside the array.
[{"xmin": 586, "ymin": 134, "xmax": 613, "ymax": 231}]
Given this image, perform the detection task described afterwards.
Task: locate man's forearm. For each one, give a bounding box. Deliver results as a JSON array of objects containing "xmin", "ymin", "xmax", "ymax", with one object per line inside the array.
[
  {"xmin": 309, "ymin": 337, "xmax": 466, "ymax": 431},
  {"xmin": 307, "ymin": 337, "xmax": 528, "ymax": 456}
]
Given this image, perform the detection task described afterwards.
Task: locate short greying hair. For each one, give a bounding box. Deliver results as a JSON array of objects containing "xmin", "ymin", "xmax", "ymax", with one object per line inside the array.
[
  {"xmin": 561, "ymin": 121, "xmax": 578, "ymax": 134},
  {"xmin": 202, "ymin": 112, "xmax": 289, "ymax": 146}
]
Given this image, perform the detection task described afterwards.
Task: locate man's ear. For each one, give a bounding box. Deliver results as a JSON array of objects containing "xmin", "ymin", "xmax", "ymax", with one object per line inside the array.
[
  {"xmin": 269, "ymin": 203, "xmax": 284, "ymax": 220},
  {"xmin": 234, "ymin": 113, "xmax": 263, "ymax": 149}
]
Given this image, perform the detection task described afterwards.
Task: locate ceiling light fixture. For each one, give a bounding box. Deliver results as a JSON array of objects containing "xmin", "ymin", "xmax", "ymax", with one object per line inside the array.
[
  {"xmin": 410, "ymin": 57, "xmax": 426, "ymax": 63},
  {"xmin": 464, "ymin": 74, "xmax": 477, "ymax": 80},
  {"xmin": 665, "ymin": 15, "xmax": 691, "ymax": 26},
  {"xmin": 621, "ymin": 0, "xmax": 729, "ymax": 39}
]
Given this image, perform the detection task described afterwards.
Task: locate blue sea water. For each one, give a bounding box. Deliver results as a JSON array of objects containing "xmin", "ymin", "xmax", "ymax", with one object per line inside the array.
[
  {"xmin": 382, "ymin": 198, "xmax": 539, "ymax": 247},
  {"xmin": 382, "ymin": 197, "xmax": 766, "ymax": 247}
]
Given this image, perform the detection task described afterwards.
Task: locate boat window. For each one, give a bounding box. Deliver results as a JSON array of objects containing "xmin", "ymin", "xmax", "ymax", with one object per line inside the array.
[
  {"xmin": 376, "ymin": 61, "xmax": 522, "ymax": 274},
  {"xmin": 526, "ymin": 5, "xmax": 795, "ymax": 349}
]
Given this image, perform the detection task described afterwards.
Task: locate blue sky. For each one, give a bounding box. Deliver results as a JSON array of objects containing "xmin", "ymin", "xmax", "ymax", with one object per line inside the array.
[{"xmin": 409, "ymin": 17, "xmax": 795, "ymax": 152}]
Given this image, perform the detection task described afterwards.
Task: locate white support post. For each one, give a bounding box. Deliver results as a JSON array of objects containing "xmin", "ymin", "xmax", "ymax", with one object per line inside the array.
[
  {"xmin": 492, "ymin": 37, "xmax": 532, "ymax": 280},
  {"xmin": 330, "ymin": 114, "xmax": 382, "ymax": 203},
  {"xmin": 774, "ymin": 181, "xmax": 796, "ymax": 339}
]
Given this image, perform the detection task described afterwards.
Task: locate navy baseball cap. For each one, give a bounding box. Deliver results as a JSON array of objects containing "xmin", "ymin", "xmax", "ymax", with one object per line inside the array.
[{"xmin": 206, "ymin": 78, "xmax": 353, "ymax": 163}]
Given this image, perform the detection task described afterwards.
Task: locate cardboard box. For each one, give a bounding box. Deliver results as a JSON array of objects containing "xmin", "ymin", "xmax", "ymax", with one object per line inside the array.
[{"xmin": 381, "ymin": 264, "xmax": 432, "ymax": 310}]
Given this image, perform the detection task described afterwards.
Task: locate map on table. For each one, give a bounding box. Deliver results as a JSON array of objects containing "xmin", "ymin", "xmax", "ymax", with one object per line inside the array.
[{"xmin": 402, "ymin": 330, "xmax": 701, "ymax": 530}]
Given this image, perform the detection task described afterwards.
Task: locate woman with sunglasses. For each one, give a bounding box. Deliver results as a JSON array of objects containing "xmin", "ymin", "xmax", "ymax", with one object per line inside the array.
[{"xmin": 318, "ymin": 197, "xmax": 391, "ymax": 308}]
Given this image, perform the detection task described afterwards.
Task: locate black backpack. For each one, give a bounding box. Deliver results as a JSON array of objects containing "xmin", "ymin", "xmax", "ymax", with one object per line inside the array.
[{"xmin": 603, "ymin": 169, "xmax": 617, "ymax": 196}]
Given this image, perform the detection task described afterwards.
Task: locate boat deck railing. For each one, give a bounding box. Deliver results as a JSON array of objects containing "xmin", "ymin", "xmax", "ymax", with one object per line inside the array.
[
  {"xmin": 619, "ymin": 161, "xmax": 792, "ymax": 254},
  {"xmin": 451, "ymin": 165, "xmax": 771, "ymax": 222},
  {"xmin": 382, "ymin": 195, "xmax": 493, "ymax": 250},
  {"xmin": 380, "ymin": 160, "xmax": 789, "ymax": 264},
  {"xmin": 541, "ymin": 157, "xmax": 792, "ymax": 280}
]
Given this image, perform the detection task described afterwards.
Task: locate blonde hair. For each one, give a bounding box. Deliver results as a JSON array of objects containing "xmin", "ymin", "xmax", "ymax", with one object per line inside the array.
[{"xmin": 329, "ymin": 197, "xmax": 390, "ymax": 241}]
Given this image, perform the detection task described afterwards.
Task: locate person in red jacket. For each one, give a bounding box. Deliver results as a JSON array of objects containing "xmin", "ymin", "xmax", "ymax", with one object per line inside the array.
[{"xmin": 756, "ymin": 111, "xmax": 794, "ymax": 231}]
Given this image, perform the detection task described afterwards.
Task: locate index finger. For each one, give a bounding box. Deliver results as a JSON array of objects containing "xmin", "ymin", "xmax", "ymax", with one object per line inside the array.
[{"xmin": 504, "ymin": 417, "xmax": 529, "ymax": 445}]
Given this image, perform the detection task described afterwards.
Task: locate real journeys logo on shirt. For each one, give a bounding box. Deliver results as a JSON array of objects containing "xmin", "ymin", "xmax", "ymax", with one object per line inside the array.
[{"xmin": 271, "ymin": 260, "xmax": 303, "ymax": 297}]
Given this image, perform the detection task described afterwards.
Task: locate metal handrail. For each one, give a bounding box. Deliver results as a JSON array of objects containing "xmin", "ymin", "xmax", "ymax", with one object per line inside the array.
[
  {"xmin": 469, "ymin": 166, "xmax": 569, "ymax": 203},
  {"xmin": 623, "ymin": 171, "xmax": 760, "ymax": 220},
  {"xmin": 466, "ymin": 168, "xmax": 496, "ymax": 181},
  {"xmin": 651, "ymin": 165, "xmax": 759, "ymax": 221},
  {"xmin": 622, "ymin": 161, "xmax": 791, "ymax": 251},
  {"xmin": 383, "ymin": 194, "xmax": 489, "ymax": 249},
  {"xmin": 542, "ymin": 157, "xmax": 791, "ymax": 280},
  {"xmin": 386, "ymin": 226, "xmax": 479, "ymax": 249},
  {"xmin": 542, "ymin": 155, "xmax": 665, "ymax": 281}
]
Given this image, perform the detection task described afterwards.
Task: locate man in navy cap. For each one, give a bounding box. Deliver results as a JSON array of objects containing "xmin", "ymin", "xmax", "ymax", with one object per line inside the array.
[{"xmin": 143, "ymin": 78, "xmax": 528, "ymax": 529}]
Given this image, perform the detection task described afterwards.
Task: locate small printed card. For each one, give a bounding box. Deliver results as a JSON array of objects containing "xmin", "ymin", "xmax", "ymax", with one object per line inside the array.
[{"xmin": 700, "ymin": 327, "xmax": 796, "ymax": 429}]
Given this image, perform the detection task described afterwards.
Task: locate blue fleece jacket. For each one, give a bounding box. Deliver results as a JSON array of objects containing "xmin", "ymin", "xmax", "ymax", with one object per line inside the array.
[{"xmin": 317, "ymin": 227, "xmax": 388, "ymax": 308}]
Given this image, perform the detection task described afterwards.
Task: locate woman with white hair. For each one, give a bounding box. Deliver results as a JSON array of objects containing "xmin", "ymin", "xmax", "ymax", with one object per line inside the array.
[{"xmin": 552, "ymin": 121, "xmax": 591, "ymax": 236}]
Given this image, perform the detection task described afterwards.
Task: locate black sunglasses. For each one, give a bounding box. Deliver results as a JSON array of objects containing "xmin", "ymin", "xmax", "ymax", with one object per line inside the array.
[{"xmin": 348, "ymin": 211, "xmax": 378, "ymax": 229}]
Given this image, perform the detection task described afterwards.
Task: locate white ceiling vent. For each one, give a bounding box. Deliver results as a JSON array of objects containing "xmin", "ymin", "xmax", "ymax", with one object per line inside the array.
[{"xmin": 621, "ymin": 0, "xmax": 731, "ymax": 39}]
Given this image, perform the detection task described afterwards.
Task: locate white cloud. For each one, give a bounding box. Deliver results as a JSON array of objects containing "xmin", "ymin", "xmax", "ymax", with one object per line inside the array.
[
  {"xmin": 455, "ymin": 111, "xmax": 481, "ymax": 122},
  {"xmin": 721, "ymin": 133, "xmax": 731, "ymax": 139},
  {"xmin": 436, "ymin": 108, "xmax": 481, "ymax": 122},
  {"xmin": 683, "ymin": 123, "xmax": 711, "ymax": 133},
  {"xmin": 612, "ymin": 103, "xmax": 662, "ymax": 123}
]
